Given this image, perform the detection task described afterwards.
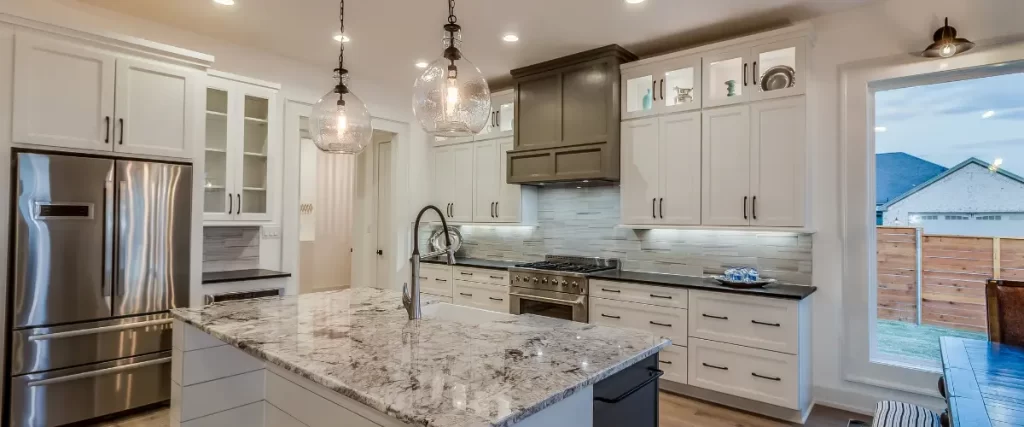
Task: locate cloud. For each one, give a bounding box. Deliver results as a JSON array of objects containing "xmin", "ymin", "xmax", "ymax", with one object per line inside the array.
[
  {"xmin": 876, "ymin": 73, "xmax": 1024, "ymax": 121},
  {"xmin": 991, "ymin": 110, "xmax": 1024, "ymax": 121}
]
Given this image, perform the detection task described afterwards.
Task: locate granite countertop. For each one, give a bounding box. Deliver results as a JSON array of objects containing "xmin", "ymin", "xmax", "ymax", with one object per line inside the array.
[
  {"xmin": 421, "ymin": 257, "xmax": 523, "ymax": 270},
  {"xmin": 589, "ymin": 270, "xmax": 817, "ymax": 300},
  {"xmin": 170, "ymin": 288, "xmax": 669, "ymax": 427},
  {"xmin": 201, "ymin": 269, "xmax": 292, "ymax": 284}
]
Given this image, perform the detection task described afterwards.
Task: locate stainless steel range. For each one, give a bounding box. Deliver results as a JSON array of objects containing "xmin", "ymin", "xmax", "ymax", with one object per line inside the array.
[{"xmin": 508, "ymin": 255, "xmax": 618, "ymax": 323}]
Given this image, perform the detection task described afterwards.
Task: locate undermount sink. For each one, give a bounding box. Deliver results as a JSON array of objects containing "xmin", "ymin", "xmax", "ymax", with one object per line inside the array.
[{"xmin": 421, "ymin": 302, "xmax": 515, "ymax": 324}]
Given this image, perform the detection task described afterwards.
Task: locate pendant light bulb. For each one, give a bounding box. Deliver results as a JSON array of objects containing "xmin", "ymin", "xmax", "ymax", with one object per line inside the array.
[
  {"xmin": 312, "ymin": 0, "xmax": 372, "ymax": 154},
  {"xmin": 923, "ymin": 17, "xmax": 974, "ymax": 58}
]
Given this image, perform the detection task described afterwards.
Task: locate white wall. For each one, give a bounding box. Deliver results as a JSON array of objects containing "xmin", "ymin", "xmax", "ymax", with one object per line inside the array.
[{"xmin": 808, "ymin": 0, "xmax": 1024, "ymax": 412}]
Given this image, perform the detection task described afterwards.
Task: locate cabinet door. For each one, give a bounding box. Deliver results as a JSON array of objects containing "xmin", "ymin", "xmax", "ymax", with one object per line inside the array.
[
  {"xmin": 702, "ymin": 48, "xmax": 752, "ymax": 108},
  {"xmin": 12, "ymin": 34, "xmax": 116, "ymax": 151},
  {"xmin": 515, "ymin": 73, "xmax": 561, "ymax": 149},
  {"xmin": 432, "ymin": 146, "xmax": 455, "ymax": 217},
  {"xmin": 750, "ymin": 97, "xmax": 806, "ymax": 227},
  {"xmin": 621, "ymin": 64, "xmax": 658, "ymax": 120},
  {"xmin": 495, "ymin": 138, "xmax": 522, "ymax": 223},
  {"xmin": 489, "ymin": 91, "xmax": 515, "ymax": 140},
  {"xmin": 450, "ymin": 144, "xmax": 475, "ymax": 222},
  {"xmin": 658, "ymin": 55, "xmax": 702, "ymax": 114},
  {"xmin": 235, "ymin": 87, "xmax": 276, "ymax": 221},
  {"xmin": 659, "ymin": 111, "xmax": 702, "ymax": 225},
  {"xmin": 114, "ymin": 57, "xmax": 197, "ymax": 158},
  {"xmin": 563, "ymin": 60, "xmax": 613, "ymax": 146},
  {"xmin": 701, "ymin": 105, "xmax": 750, "ymax": 226},
  {"xmin": 621, "ymin": 118, "xmax": 660, "ymax": 225},
  {"xmin": 473, "ymin": 140, "xmax": 499, "ymax": 222},
  {"xmin": 750, "ymin": 38, "xmax": 807, "ymax": 102},
  {"xmin": 203, "ymin": 85, "xmax": 234, "ymax": 221}
]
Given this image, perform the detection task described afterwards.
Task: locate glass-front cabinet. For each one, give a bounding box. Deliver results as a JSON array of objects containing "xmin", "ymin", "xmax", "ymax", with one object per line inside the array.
[
  {"xmin": 622, "ymin": 55, "xmax": 702, "ymax": 120},
  {"xmin": 702, "ymin": 48, "xmax": 752, "ymax": 108},
  {"xmin": 203, "ymin": 72, "xmax": 280, "ymax": 224},
  {"xmin": 750, "ymin": 38, "xmax": 807, "ymax": 102},
  {"xmin": 622, "ymin": 64, "xmax": 657, "ymax": 119},
  {"xmin": 435, "ymin": 89, "xmax": 515, "ymax": 144}
]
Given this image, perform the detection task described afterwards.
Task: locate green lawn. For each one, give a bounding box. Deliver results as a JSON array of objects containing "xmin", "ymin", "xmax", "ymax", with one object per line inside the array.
[{"xmin": 877, "ymin": 319, "xmax": 987, "ymax": 362}]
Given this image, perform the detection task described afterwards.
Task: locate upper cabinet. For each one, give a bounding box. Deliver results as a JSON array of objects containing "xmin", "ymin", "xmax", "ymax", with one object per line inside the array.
[
  {"xmin": 435, "ymin": 89, "xmax": 515, "ymax": 145},
  {"xmin": 703, "ymin": 38, "xmax": 807, "ymax": 108},
  {"xmin": 622, "ymin": 54, "xmax": 702, "ymax": 120},
  {"xmin": 12, "ymin": 32, "xmax": 201, "ymax": 159},
  {"xmin": 202, "ymin": 72, "xmax": 281, "ymax": 224}
]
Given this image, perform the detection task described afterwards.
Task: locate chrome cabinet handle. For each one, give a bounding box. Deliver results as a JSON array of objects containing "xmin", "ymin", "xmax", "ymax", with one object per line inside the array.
[
  {"xmin": 703, "ymin": 362, "xmax": 728, "ymax": 371},
  {"xmin": 649, "ymin": 321, "xmax": 673, "ymax": 327},
  {"xmin": 650, "ymin": 294, "xmax": 672, "ymax": 299},
  {"xmin": 601, "ymin": 314, "xmax": 621, "ymax": 319},
  {"xmin": 752, "ymin": 372, "xmax": 781, "ymax": 381},
  {"xmin": 702, "ymin": 314, "xmax": 728, "ymax": 320},
  {"xmin": 752, "ymin": 320, "xmax": 781, "ymax": 327}
]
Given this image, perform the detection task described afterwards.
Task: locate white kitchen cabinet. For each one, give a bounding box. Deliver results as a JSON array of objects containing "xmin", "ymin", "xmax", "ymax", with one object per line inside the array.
[
  {"xmin": 432, "ymin": 146, "xmax": 456, "ymax": 219},
  {"xmin": 12, "ymin": 32, "xmax": 199, "ymax": 159},
  {"xmin": 750, "ymin": 97, "xmax": 806, "ymax": 227},
  {"xmin": 473, "ymin": 139, "xmax": 500, "ymax": 222},
  {"xmin": 622, "ymin": 55, "xmax": 701, "ymax": 121},
  {"xmin": 203, "ymin": 72, "xmax": 281, "ymax": 224},
  {"xmin": 688, "ymin": 338, "xmax": 801, "ymax": 410},
  {"xmin": 496, "ymin": 139, "xmax": 530, "ymax": 223},
  {"xmin": 432, "ymin": 143, "xmax": 473, "ymax": 222},
  {"xmin": 621, "ymin": 111, "xmax": 701, "ymax": 226},
  {"xmin": 438, "ymin": 138, "xmax": 535, "ymax": 225},
  {"xmin": 702, "ymin": 38, "xmax": 806, "ymax": 108},
  {"xmin": 454, "ymin": 280, "xmax": 509, "ymax": 313},
  {"xmin": 701, "ymin": 105, "xmax": 751, "ymax": 226},
  {"xmin": 749, "ymin": 38, "xmax": 807, "ymax": 102},
  {"xmin": 434, "ymin": 89, "xmax": 515, "ymax": 145}
]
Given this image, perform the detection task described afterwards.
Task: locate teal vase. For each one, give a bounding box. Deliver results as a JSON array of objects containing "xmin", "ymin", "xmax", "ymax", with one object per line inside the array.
[{"xmin": 642, "ymin": 88, "xmax": 652, "ymax": 110}]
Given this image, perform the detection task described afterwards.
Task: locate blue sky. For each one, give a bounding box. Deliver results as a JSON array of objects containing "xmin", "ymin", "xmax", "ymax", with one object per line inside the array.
[{"xmin": 875, "ymin": 72, "xmax": 1024, "ymax": 173}]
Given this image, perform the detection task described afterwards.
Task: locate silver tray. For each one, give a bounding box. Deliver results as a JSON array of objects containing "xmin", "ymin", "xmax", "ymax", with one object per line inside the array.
[
  {"xmin": 708, "ymin": 275, "xmax": 777, "ymax": 289},
  {"xmin": 760, "ymin": 65, "xmax": 795, "ymax": 92},
  {"xmin": 429, "ymin": 227, "xmax": 463, "ymax": 254}
]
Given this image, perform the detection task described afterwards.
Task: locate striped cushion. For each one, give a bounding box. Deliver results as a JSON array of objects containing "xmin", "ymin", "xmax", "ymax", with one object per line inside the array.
[{"xmin": 872, "ymin": 401, "xmax": 941, "ymax": 427}]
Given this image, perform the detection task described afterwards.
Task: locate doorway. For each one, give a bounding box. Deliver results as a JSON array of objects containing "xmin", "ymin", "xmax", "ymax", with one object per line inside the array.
[{"xmin": 374, "ymin": 136, "xmax": 394, "ymax": 288}]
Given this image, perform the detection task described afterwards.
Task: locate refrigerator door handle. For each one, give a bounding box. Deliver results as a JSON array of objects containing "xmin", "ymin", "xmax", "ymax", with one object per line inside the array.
[
  {"xmin": 26, "ymin": 357, "xmax": 171, "ymax": 387},
  {"xmin": 103, "ymin": 180, "xmax": 114, "ymax": 297},
  {"xmin": 116, "ymin": 180, "xmax": 128, "ymax": 297},
  {"xmin": 27, "ymin": 319, "xmax": 172, "ymax": 341}
]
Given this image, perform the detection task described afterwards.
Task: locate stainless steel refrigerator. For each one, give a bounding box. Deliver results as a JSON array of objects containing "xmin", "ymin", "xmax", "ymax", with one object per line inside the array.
[{"xmin": 6, "ymin": 151, "xmax": 191, "ymax": 427}]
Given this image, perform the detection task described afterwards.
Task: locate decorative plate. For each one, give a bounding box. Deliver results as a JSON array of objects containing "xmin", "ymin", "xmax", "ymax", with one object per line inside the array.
[
  {"xmin": 760, "ymin": 65, "xmax": 796, "ymax": 92},
  {"xmin": 429, "ymin": 227, "xmax": 463, "ymax": 254},
  {"xmin": 708, "ymin": 275, "xmax": 778, "ymax": 289}
]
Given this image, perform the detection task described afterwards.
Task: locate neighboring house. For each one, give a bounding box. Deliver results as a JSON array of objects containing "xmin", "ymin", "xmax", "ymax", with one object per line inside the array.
[
  {"xmin": 876, "ymin": 153, "xmax": 947, "ymax": 225},
  {"xmin": 880, "ymin": 158, "xmax": 1024, "ymax": 237}
]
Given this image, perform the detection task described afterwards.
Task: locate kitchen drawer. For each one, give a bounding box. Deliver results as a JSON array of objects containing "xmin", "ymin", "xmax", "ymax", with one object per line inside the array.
[
  {"xmin": 688, "ymin": 338, "xmax": 799, "ymax": 410},
  {"xmin": 659, "ymin": 345, "xmax": 687, "ymax": 385},
  {"xmin": 688, "ymin": 290, "xmax": 799, "ymax": 354},
  {"xmin": 420, "ymin": 264, "xmax": 453, "ymax": 298},
  {"xmin": 454, "ymin": 280, "xmax": 510, "ymax": 313},
  {"xmin": 591, "ymin": 279, "xmax": 687, "ymax": 309},
  {"xmin": 591, "ymin": 297, "xmax": 687, "ymax": 347},
  {"xmin": 454, "ymin": 266, "xmax": 509, "ymax": 286}
]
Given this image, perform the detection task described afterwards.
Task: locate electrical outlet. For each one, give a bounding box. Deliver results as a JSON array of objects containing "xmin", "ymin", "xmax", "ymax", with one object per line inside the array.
[{"xmin": 262, "ymin": 226, "xmax": 282, "ymax": 239}]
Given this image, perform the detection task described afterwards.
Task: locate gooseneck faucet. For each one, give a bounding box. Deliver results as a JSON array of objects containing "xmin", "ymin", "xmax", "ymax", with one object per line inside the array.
[{"xmin": 404, "ymin": 205, "xmax": 457, "ymax": 320}]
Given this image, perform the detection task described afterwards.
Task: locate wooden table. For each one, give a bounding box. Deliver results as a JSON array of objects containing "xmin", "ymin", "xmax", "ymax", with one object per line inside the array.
[{"xmin": 940, "ymin": 336, "xmax": 1024, "ymax": 426}]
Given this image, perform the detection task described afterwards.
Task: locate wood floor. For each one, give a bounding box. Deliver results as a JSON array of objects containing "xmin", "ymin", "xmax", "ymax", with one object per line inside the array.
[{"xmin": 93, "ymin": 392, "xmax": 870, "ymax": 426}]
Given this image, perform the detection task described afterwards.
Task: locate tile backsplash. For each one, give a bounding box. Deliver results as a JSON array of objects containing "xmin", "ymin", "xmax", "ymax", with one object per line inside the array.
[
  {"xmin": 203, "ymin": 226, "xmax": 260, "ymax": 273},
  {"xmin": 429, "ymin": 186, "xmax": 812, "ymax": 285}
]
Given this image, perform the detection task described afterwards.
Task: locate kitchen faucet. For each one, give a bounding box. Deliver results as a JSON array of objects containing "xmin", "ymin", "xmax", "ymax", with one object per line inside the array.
[{"xmin": 404, "ymin": 205, "xmax": 457, "ymax": 320}]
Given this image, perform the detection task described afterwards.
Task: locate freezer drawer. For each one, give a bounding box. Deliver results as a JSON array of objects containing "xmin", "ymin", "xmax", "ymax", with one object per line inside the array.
[
  {"xmin": 9, "ymin": 351, "xmax": 172, "ymax": 427},
  {"xmin": 10, "ymin": 313, "xmax": 172, "ymax": 376}
]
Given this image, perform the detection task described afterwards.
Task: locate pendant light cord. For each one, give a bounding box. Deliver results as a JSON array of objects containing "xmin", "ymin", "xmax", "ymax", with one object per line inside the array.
[{"xmin": 335, "ymin": 0, "xmax": 348, "ymax": 102}]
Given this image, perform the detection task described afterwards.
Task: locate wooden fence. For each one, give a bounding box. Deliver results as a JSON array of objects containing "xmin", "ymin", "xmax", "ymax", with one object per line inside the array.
[{"xmin": 876, "ymin": 226, "xmax": 1011, "ymax": 332}]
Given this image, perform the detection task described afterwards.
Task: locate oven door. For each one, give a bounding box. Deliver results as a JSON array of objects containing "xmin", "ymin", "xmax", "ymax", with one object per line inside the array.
[{"xmin": 510, "ymin": 287, "xmax": 588, "ymax": 323}]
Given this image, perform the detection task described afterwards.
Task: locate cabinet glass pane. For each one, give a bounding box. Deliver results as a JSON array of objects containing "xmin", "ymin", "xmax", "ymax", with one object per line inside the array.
[
  {"xmin": 756, "ymin": 47, "xmax": 796, "ymax": 93},
  {"xmin": 625, "ymin": 75, "xmax": 654, "ymax": 114},
  {"xmin": 664, "ymin": 67, "xmax": 696, "ymax": 108},
  {"xmin": 707, "ymin": 57, "xmax": 744, "ymax": 101},
  {"xmin": 204, "ymin": 88, "xmax": 229, "ymax": 214},
  {"xmin": 498, "ymin": 102, "xmax": 514, "ymax": 132},
  {"xmin": 241, "ymin": 95, "xmax": 269, "ymax": 215}
]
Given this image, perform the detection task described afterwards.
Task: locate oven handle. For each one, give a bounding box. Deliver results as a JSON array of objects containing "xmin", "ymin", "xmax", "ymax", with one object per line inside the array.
[
  {"xmin": 509, "ymin": 291, "xmax": 585, "ymax": 307},
  {"xmin": 594, "ymin": 368, "xmax": 664, "ymax": 404}
]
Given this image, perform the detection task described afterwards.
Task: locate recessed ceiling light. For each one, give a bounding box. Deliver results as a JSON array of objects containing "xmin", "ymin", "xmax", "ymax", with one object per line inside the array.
[
  {"xmin": 982, "ymin": 110, "xmax": 996, "ymax": 119},
  {"xmin": 213, "ymin": 0, "xmax": 235, "ymax": 5},
  {"xmin": 415, "ymin": 61, "xmax": 429, "ymax": 69},
  {"xmin": 625, "ymin": 0, "xmax": 645, "ymax": 4},
  {"xmin": 502, "ymin": 34, "xmax": 519, "ymax": 42},
  {"xmin": 874, "ymin": 126, "xmax": 887, "ymax": 132},
  {"xmin": 333, "ymin": 34, "xmax": 350, "ymax": 43}
]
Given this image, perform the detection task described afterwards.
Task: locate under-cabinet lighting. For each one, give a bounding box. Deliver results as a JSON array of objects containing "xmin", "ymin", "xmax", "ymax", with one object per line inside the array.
[
  {"xmin": 213, "ymin": 0, "xmax": 235, "ymax": 5},
  {"xmin": 625, "ymin": 0, "xmax": 645, "ymax": 3}
]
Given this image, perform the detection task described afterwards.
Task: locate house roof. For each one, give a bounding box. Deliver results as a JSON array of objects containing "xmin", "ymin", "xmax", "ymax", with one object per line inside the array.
[
  {"xmin": 876, "ymin": 153, "xmax": 947, "ymax": 207},
  {"xmin": 879, "ymin": 157, "xmax": 1024, "ymax": 210}
]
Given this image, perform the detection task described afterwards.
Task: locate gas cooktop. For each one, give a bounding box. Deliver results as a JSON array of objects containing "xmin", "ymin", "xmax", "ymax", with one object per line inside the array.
[{"xmin": 513, "ymin": 261, "xmax": 614, "ymax": 274}]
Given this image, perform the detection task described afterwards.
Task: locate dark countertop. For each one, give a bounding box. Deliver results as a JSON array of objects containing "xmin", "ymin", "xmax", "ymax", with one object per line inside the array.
[
  {"xmin": 589, "ymin": 270, "xmax": 817, "ymax": 300},
  {"xmin": 202, "ymin": 269, "xmax": 292, "ymax": 284},
  {"xmin": 420, "ymin": 257, "xmax": 523, "ymax": 270}
]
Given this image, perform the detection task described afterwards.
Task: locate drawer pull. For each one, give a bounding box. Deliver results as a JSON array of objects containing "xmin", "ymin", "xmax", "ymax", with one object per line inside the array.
[
  {"xmin": 601, "ymin": 314, "xmax": 621, "ymax": 319},
  {"xmin": 702, "ymin": 314, "xmax": 728, "ymax": 320},
  {"xmin": 660, "ymin": 360, "xmax": 673, "ymax": 365},
  {"xmin": 601, "ymin": 288, "xmax": 621, "ymax": 293},
  {"xmin": 460, "ymin": 272, "xmax": 473, "ymax": 276},
  {"xmin": 594, "ymin": 368, "xmax": 664, "ymax": 404},
  {"xmin": 489, "ymin": 275, "xmax": 504, "ymax": 279},
  {"xmin": 435, "ymin": 279, "xmax": 448, "ymax": 282},
  {"xmin": 752, "ymin": 373, "xmax": 782, "ymax": 381},
  {"xmin": 650, "ymin": 294, "xmax": 672, "ymax": 299},
  {"xmin": 649, "ymin": 321, "xmax": 673, "ymax": 327},
  {"xmin": 488, "ymin": 297, "xmax": 504, "ymax": 302},
  {"xmin": 459, "ymin": 292, "xmax": 473, "ymax": 297},
  {"xmin": 419, "ymin": 276, "xmax": 428, "ymax": 279},
  {"xmin": 752, "ymin": 320, "xmax": 781, "ymax": 327},
  {"xmin": 702, "ymin": 363, "xmax": 729, "ymax": 371}
]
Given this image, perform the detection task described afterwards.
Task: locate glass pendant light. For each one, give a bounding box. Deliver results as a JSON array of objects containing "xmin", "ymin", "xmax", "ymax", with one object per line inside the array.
[
  {"xmin": 922, "ymin": 17, "xmax": 975, "ymax": 58},
  {"xmin": 412, "ymin": 0, "xmax": 490, "ymax": 137},
  {"xmin": 311, "ymin": 0, "xmax": 373, "ymax": 154}
]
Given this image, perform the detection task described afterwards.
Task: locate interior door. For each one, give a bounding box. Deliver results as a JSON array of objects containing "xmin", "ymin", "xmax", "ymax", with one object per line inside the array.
[
  {"xmin": 432, "ymin": 146, "xmax": 455, "ymax": 218},
  {"xmin": 114, "ymin": 57, "xmax": 196, "ymax": 158},
  {"xmin": 495, "ymin": 138, "xmax": 522, "ymax": 223},
  {"xmin": 375, "ymin": 141, "xmax": 393, "ymax": 288},
  {"xmin": 620, "ymin": 117, "xmax": 661, "ymax": 225},
  {"xmin": 701, "ymin": 105, "xmax": 751, "ymax": 226},
  {"xmin": 114, "ymin": 160, "xmax": 192, "ymax": 317},
  {"xmin": 12, "ymin": 153, "xmax": 114, "ymax": 328},
  {"xmin": 450, "ymin": 144, "xmax": 475, "ymax": 222},
  {"xmin": 702, "ymin": 47, "xmax": 752, "ymax": 108},
  {"xmin": 750, "ymin": 97, "xmax": 806, "ymax": 227},
  {"xmin": 659, "ymin": 111, "xmax": 702, "ymax": 225},
  {"xmin": 12, "ymin": 33, "xmax": 116, "ymax": 151},
  {"xmin": 473, "ymin": 140, "xmax": 499, "ymax": 222}
]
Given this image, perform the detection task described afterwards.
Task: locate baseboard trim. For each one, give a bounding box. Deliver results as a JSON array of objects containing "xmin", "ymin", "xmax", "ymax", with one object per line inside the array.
[{"xmin": 660, "ymin": 380, "xmax": 813, "ymax": 424}]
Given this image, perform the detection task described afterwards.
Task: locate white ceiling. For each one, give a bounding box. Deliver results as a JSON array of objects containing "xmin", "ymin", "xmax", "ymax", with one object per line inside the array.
[{"xmin": 79, "ymin": 0, "xmax": 865, "ymax": 90}]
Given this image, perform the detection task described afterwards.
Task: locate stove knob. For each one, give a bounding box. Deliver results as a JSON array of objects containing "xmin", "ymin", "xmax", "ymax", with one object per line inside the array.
[
  {"xmin": 571, "ymin": 281, "xmax": 578, "ymax": 288},
  {"xmin": 541, "ymin": 278, "xmax": 548, "ymax": 284},
  {"xmin": 532, "ymin": 277, "xmax": 539, "ymax": 283},
  {"xmin": 560, "ymin": 280, "xmax": 568, "ymax": 286}
]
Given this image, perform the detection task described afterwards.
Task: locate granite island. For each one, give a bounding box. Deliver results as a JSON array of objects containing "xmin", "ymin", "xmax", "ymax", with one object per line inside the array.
[{"xmin": 168, "ymin": 288, "xmax": 670, "ymax": 427}]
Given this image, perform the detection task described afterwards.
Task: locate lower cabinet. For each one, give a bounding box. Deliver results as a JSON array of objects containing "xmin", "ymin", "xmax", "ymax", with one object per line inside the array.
[
  {"xmin": 454, "ymin": 280, "xmax": 510, "ymax": 313},
  {"xmin": 590, "ymin": 297, "xmax": 687, "ymax": 346},
  {"xmin": 687, "ymin": 338, "xmax": 799, "ymax": 410},
  {"xmin": 658, "ymin": 344, "xmax": 688, "ymax": 385},
  {"xmin": 419, "ymin": 264, "xmax": 454, "ymax": 298},
  {"xmin": 420, "ymin": 264, "xmax": 509, "ymax": 314}
]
